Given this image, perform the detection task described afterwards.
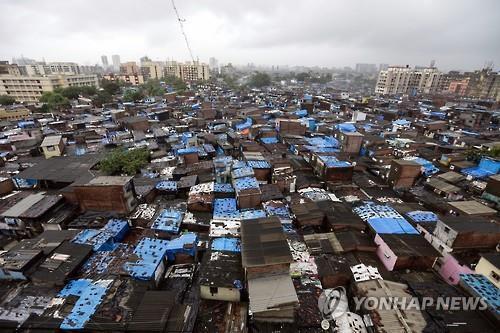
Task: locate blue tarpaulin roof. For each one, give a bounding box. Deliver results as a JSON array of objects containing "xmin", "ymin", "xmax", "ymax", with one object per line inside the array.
[
  {"xmin": 461, "ymin": 158, "xmax": 500, "ymax": 179},
  {"xmin": 295, "ymin": 109, "xmax": 308, "ymax": 117},
  {"xmin": 319, "ymin": 155, "xmax": 351, "ymax": 168},
  {"xmin": 165, "ymin": 232, "xmax": 197, "ymax": 261},
  {"xmin": 235, "ymin": 117, "xmax": 252, "ymax": 131},
  {"xmin": 336, "ymin": 123, "xmax": 356, "ymax": 133},
  {"xmin": 214, "ymin": 183, "xmax": 235, "ymax": 193},
  {"xmin": 103, "ymin": 219, "xmax": 129, "ymax": 242},
  {"xmin": 58, "ymin": 279, "xmax": 112, "ymax": 330},
  {"xmin": 392, "ymin": 119, "xmax": 411, "ymax": 126},
  {"xmin": 240, "ymin": 209, "xmax": 267, "ymax": 220},
  {"xmin": 176, "ymin": 147, "xmax": 198, "ymax": 155},
  {"xmin": 367, "ymin": 217, "xmax": 419, "ymax": 234},
  {"xmin": 124, "ymin": 237, "xmax": 169, "ymax": 280},
  {"xmin": 211, "ymin": 237, "xmax": 241, "ymax": 252},
  {"xmin": 151, "ymin": 209, "xmax": 183, "ymax": 234},
  {"xmin": 213, "ymin": 198, "xmax": 240, "ymax": 219},
  {"xmin": 406, "ymin": 211, "xmax": 438, "ymax": 223},
  {"xmin": 260, "ymin": 137, "xmax": 279, "ymax": 144},
  {"xmin": 72, "ymin": 229, "xmax": 115, "ymax": 252},
  {"xmin": 305, "ymin": 136, "xmax": 339, "ymax": 148},
  {"xmin": 156, "ymin": 180, "xmax": 178, "ymax": 191},
  {"xmin": 247, "ymin": 160, "xmax": 271, "ymax": 169},
  {"xmin": 404, "ymin": 157, "xmax": 439, "ymax": 176},
  {"xmin": 460, "ymin": 274, "xmax": 500, "ymax": 315},
  {"xmin": 233, "ymin": 176, "xmax": 260, "ymax": 192}
]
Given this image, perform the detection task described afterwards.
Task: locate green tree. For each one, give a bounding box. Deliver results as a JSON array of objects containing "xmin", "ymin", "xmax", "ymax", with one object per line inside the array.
[
  {"xmin": 55, "ymin": 86, "xmax": 80, "ymax": 99},
  {"xmin": 140, "ymin": 79, "xmax": 164, "ymax": 96},
  {"xmin": 100, "ymin": 78, "xmax": 121, "ymax": 95},
  {"xmin": 93, "ymin": 90, "xmax": 112, "ymax": 107},
  {"xmin": 123, "ymin": 89, "xmax": 144, "ymax": 102},
  {"xmin": 54, "ymin": 86, "xmax": 98, "ymax": 99},
  {"xmin": 100, "ymin": 148, "xmax": 150, "ymax": 175},
  {"xmin": 39, "ymin": 92, "xmax": 70, "ymax": 112},
  {"xmin": 164, "ymin": 75, "xmax": 187, "ymax": 92},
  {"xmin": 296, "ymin": 72, "xmax": 310, "ymax": 82},
  {"xmin": 249, "ymin": 72, "xmax": 271, "ymax": 88},
  {"xmin": 466, "ymin": 145, "xmax": 500, "ymax": 162},
  {"xmin": 0, "ymin": 95, "xmax": 17, "ymax": 105}
]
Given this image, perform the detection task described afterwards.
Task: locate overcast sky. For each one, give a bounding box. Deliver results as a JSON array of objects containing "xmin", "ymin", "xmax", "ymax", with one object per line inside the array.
[{"xmin": 1, "ymin": 0, "xmax": 499, "ymax": 71}]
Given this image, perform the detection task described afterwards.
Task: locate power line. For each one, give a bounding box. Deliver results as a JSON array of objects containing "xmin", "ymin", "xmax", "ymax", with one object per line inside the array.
[{"xmin": 170, "ymin": 0, "xmax": 196, "ymax": 63}]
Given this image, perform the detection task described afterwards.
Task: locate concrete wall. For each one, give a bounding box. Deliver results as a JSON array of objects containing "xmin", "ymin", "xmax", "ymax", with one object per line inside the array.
[
  {"xmin": 434, "ymin": 254, "xmax": 474, "ymax": 285},
  {"xmin": 374, "ymin": 234, "xmax": 398, "ymax": 271},
  {"xmin": 475, "ymin": 257, "xmax": 500, "ymax": 288},
  {"xmin": 200, "ymin": 285, "xmax": 240, "ymax": 302}
]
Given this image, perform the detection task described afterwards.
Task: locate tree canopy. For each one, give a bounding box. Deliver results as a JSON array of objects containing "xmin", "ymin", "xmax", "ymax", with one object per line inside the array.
[
  {"xmin": 466, "ymin": 145, "xmax": 500, "ymax": 162},
  {"xmin": 249, "ymin": 72, "xmax": 271, "ymax": 88},
  {"xmin": 55, "ymin": 86, "xmax": 97, "ymax": 99},
  {"xmin": 140, "ymin": 79, "xmax": 164, "ymax": 96},
  {"xmin": 39, "ymin": 91, "xmax": 70, "ymax": 112},
  {"xmin": 100, "ymin": 78, "xmax": 122, "ymax": 95},
  {"xmin": 92, "ymin": 90, "xmax": 113, "ymax": 107},
  {"xmin": 99, "ymin": 148, "xmax": 150, "ymax": 175},
  {"xmin": 0, "ymin": 95, "xmax": 17, "ymax": 105},
  {"xmin": 122, "ymin": 89, "xmax": 144, "ymax": 102},
  {"xmin": 164, "ymin": 75, "xmax": 187, "ymax": 92}
]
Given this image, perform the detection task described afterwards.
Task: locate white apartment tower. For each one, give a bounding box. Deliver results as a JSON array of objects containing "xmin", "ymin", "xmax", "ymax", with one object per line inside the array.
[
  {"xmin": 112, "ymin": 55, "xmax": 121, "ymax": 72},
  {"xmin": 375, "ymin": 65, "xmax": 443, "ymax": 95}
]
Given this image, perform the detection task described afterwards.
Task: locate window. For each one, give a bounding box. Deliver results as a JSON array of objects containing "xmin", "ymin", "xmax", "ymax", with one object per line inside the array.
[
  {"xmin": 490, "ymin": 271, "xmax": 500, "ymax": 283},
  {"xmin": 46, "ymin": 146, "xmax": 56, "ymax": 151},
  {"xmin": 209, "ymin": 286, "xmax": 218, "ymax": 295},
  {"xmin": 443, "ymin": 226, "xmax": 450, "ymax": 234}
]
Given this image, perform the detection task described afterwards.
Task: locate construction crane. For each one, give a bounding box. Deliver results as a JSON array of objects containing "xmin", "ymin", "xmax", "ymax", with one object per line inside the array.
[{"xmin": 171, "ymin": 0, "xmax": 196, "ymax": 63}]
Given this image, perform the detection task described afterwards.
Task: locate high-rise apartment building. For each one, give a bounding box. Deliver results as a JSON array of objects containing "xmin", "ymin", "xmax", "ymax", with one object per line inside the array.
[
  {"xmin": 209, "ymin": 57, "xmax": 219, "ymax": 72},
  {"xmin": 375, "ymin": 66, "xmax": 443, "ymax": 95},
  {"xmin": 0, "ymin": 74, "xmax": 99, "ymax": 103},
  {"xmin": 120, "ymin": 61, "xmax": 140, "ymax": 75},
  {"xmin": 164, "ymin": 61, "xmax": 210, "ymax": 82},
  {"xmin": 101, "ymin": 55, "xmax": 109, "ymax": 68},
  {"xmin": 355, "ymin": 63, "xmax": 377, "ymax": 74},
  {"xmin": 140, "ymin": 61, "xmax": 164, "ymax": 80},
  {"xmin": 112, "ymin": 55, "xmax": 121, "ymax": 72}
]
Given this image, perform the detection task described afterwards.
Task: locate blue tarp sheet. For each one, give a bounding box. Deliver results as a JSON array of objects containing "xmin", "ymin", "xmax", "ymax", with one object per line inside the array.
[
  {"xmin": 318, "ymin": 155, "xmax": 351, "ymax": 168},
  {"xmin": 461, "ymin": 158, "xmax": 500, "ymax": 179},
  {"xmin": 260, "ymin": 137, "xmax": 279, "ymax": 144},
  {"xmin": 406, "ymin": 211, "xmax": 438, "ymax": 223},
  {"xmin": 165, "ymin": 232, "xmax": 197, "ymax": 261},
  {"xmin": 151, "ymin": 209, "xmax": 183, "ymax": 234},
  {"xmin": 124, "ymin": 237, "xmax": 169, "ymax": 280},
  {"xmin": 460, "ymin": 274, "xmax": 500, "ymax": 315},
  {"xmin": 58, "ymin": 279, "xmax": 112, "ymax": 330},
  {"xmin": 367, "ymin": 217, "xmax": 419, "ymax": 234},
  {"xmin": 335, "ymin": 123, "xmax": 356, "ymax": 133},
  {"xmin": 211, "ymin": 237, "xmax": 241, "ymax": 252}
]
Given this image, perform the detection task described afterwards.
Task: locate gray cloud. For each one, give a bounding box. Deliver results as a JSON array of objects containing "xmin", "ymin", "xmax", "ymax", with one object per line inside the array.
[{"xmin": 0, "ymin": 0, "xmax": 499, "ymax": 71}]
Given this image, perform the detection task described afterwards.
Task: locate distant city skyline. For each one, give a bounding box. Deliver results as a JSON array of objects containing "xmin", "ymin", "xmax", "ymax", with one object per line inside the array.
[{"xmin": 1, "ymin": 0, "xmax": 499, "ymax": 72}]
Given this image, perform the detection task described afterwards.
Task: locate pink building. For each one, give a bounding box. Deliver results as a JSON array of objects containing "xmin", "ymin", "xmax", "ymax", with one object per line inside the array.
[
  {"xmin": 434, "ymin": 253, "xmax": 475, "ymax": 285},
  {"xmin": 374, "ymin": 233, "xmax": 440, "ymax": 271}
]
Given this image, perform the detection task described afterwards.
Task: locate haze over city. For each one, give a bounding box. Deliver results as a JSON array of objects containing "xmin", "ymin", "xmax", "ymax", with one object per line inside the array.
[{"xmin": 1, "ymin": 0, "xmax": 499, "ymax": 71}]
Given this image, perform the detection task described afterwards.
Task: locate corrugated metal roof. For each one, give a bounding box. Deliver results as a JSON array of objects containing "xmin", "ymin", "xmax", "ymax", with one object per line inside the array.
[
  {"xmin": 247, "ymin": 274, "xmax": 298, "ymax": 313},
  {"xmin": 40, "ymin": 135, "xmax": 62, "ymax": 147},
  {"xmin": 1, "ymin": 192, "xmax": 46, "ymax": 218}
]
